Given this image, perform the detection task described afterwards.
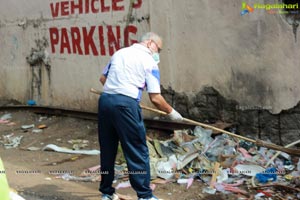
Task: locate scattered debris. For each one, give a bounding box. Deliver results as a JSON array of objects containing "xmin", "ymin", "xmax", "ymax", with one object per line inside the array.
[
  {"xmin": 0, "ymin": 113, "xmax": 16, "ymax": 126},
  {"xmin": 0, "ymin": 134, "xmax": 23, "ymax": 149},
  {"xmin": 255, "ymin": 167, "xmax": 277, "ymax": 183},
  {"xmin": 57, "ymin": 173, "xmax": 100, "ymax": 182},
  {"xmin": 139, "ymin": 126, "xmax": 300, "ymax": 198},
  {"xmin": 21, "ymin": 124, "xmax": 35, "ymax": 130},
  {"xmin": 116, "ymin": 181, "xmax": 131, "ymax": 189},
  {"xmin": 234, "ymin": 164, "xmax": 265, "ymax": 177},
  {"xmin": 38, "ymin": 116, "xmax": 48, "ymax": 122},
  {"xmin": 0, "ymin": 119, "xmax": 9, "ymax": 124},
  {"xmin": 32, "ymin": 129, "xmax": 43, "ymax": 134},
  {"xmin": 37, "ymin": 124, "xmax": 47, "ymax": 129},
  {"xmin": 1, "ymin": 109, "xmax": 300, "ymax": 199},
  {"xmin": 68, "ymin": 139, "xmax": 89, "ymax": 150},
  {"xmin": 0, "ymin": 113, "xmax": 12, "ymax": 121},
  {"xmin": 42, "ymin": 144, "xmax": 100, "ymax": 155}
]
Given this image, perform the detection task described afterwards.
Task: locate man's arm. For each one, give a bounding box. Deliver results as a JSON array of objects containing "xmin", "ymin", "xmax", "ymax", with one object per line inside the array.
[
  {"xmin": 148, "ymin": 93, "xmax": 173, "ymax": 113},
  {"xmin": 148, "ymin": 93, "xmax": 183, "ymax": 121}
]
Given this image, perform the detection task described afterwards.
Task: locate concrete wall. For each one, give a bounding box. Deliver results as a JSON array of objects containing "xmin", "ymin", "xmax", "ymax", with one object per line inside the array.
[
  {"xmin": 152, "ymin": 0, "xmax": 300, "ymax": 114},
  {"xmin": 0, "ymin": 0, "xmax": 300, "ymax": 114}
]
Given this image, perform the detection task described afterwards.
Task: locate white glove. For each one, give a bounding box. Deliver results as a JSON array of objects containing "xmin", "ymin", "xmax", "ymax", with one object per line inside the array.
[{"xmin": 167, "ymin": 108, "xmax": 183, "ymax": 121}]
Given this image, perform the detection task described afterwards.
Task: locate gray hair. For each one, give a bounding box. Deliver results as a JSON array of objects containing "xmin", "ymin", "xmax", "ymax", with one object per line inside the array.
[{"xmin": 139, "ymin": 32, "xmax": 162, "ymax": 43}]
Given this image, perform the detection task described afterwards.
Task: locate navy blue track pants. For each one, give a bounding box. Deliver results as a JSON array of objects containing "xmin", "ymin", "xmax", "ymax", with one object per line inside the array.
[{"xmin": 98, "ymin": 93, "xmax": 152, "ymax": 198}]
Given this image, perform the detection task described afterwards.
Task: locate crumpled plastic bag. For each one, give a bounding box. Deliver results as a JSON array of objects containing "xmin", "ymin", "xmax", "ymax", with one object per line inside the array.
[{"xmin": 255, "ymin": 167, "xmax": 277, "ymax": 183}]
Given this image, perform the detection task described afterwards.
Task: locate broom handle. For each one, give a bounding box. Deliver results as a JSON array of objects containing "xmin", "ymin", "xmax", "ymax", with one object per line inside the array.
[
  {"xmin": 140, "ymin": 105, "xmax": 255, "ymax": 142},
  {"xmin": 140, "ymin": 105, "xmax": 300, "ymax": 156},
  {"xmin": 91, "ymin": 88, "xmax": 300, "ymax": 156}
]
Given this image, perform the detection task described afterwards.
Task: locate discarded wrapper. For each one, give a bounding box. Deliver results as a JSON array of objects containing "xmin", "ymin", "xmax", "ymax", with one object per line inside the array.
[{"xmin": 42, "ymin": 144, "xmax": 100, "ymax": 155}]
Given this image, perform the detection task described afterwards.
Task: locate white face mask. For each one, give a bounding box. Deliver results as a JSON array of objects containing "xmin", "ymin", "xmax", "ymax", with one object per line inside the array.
[{"xmin": 152, "ymin": 53, "xmax": 160, "ymax": 64}]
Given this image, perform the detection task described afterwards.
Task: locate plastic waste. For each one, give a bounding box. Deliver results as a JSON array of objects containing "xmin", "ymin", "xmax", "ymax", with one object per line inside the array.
[
  {"xmin": 297, "ymin": 158, "xmax": 300, "ymax": 171},
  {"xmin": 156, "ymin": 161, "xmax": 174, "ymax": 180},
  {"xmin": 284, "ymin": 164, "xmax": 295, "ymax": 171},
  {"xmin": 0, "ymin": 119, "xmax": 9, "ymax": 124},
  {"xmin": 60, "ymin": 173, "xmax": 97, "ymax": 182},
  {"xmin": 0, "ymin": 113, "xmax": 12, "ymax": 121},
  {"xmin": 186, "ymin": 177, "xmax": 194, "ymax": 189},
  {"xmin": 275, "ymin": 158, "xmax": 285, "ymax": 171},
  {"xmin": 1, "ymin": 134, "xmax": 23, "ymax": 149},
  {"xmin": 177, "ymin": 178, "xmax": 188, "ymax": 184},
  {"xmin": 254, "ymin": 192, "xmax": 265, "ymax": 199},
  {"xmin": 202, "ymin": 187, "xmax": 216, "ymax": 194},
  {"xmin": 32, "ymin": 129, "xmax": 43, "ymax": 134},
  {"xmin": 156, "ymin": 155, "xmax": 177, "ymax": 179},
  {"xmin": 21, "ymin": 124, "xmax": 35, "ymax": 129},
  {"xmin": 217, "ymin": 183, "xmax": 248, "ymax": 195},
  {"xmin": 38, "ymin": 116, "xmax": 48, "ymax": 122},
  {"xmin": 68, "ymin": 139, "xmax": 89, "ymax": 150},
  {"xmin": 283, "ymin": 160, "xmax": 295, "ymax": 170},
  {"xmin": 237, "ymin": 147, "xmax": 252, "ymax": 159},
  {"xmin": 239, "ymin": 140, "xmax": 254, "ymax": 151},
  {"xmin": 223, "ymin": 146, "xmax": 236, "ymax": 156},
  {"xmin": 193, "ymin": 126, "xmax": 213, "ymax": 148},
  {"xmin": 214, "ymin": 183, "xmax": 225, "ymax": 193},
  {"xmin": 255, "ymin": 167, "xmax": 277, "ymax": 183},
  {"xmin": 279, "ymin": 152, "xmax": 291, "ymax": 160},
  {"xmin": 116, "ymin": 181, "xmax": 131, "ymax": 189},
  {"xmin": 27, "ymin": 100, "xmax": 36, "ymax": 106},
  {"xmin": 217, "ymin": 169, "xmax": 228, "ymax": 183},
  {"xmin": 42, "ymin": 144, "xmax": 100, "ymax": 155},
  {"xmin": 234, "ymin": 164, "xmax": 265, "ymax": 177},
  {"xmin": 177, "ymin": 152, "xmax": 199, "ymax": 170},
  {"xmin": 206, "ymin": 135, "xmax": 236, "ymax": 162}
]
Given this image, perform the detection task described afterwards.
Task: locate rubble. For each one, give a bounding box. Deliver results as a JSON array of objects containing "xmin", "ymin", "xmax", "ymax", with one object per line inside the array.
[{"xmin": 108, "ymin": 125, "xmax": 300, "ymax": 199}]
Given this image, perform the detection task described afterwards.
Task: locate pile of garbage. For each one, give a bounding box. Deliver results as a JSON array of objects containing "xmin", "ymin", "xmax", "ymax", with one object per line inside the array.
[
  {"xmin": 114, "ymin": 126, "xmax": 300, "ymax": 199},
  {"xmin": 53, "ymin": 125, "xmax": 300, "ymax": 199}
]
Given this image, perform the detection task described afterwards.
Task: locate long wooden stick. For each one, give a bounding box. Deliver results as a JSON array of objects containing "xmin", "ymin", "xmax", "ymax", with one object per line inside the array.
[
  {"xmin": 264, "ymin": 139, "xmax": 300, "ymax": 168},
  {"xmin": 90, "ymin": 88, "xmax": 300, "ymax": 156},
  {"xmin": 140, "ymin": 104, "xmax": 300, "ymax": 156}
]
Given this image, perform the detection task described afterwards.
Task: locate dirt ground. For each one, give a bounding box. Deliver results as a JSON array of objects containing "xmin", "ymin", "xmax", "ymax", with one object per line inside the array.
[{"xmin": 0, "ymin": 109, "xmax": 252, "ymax": 200}]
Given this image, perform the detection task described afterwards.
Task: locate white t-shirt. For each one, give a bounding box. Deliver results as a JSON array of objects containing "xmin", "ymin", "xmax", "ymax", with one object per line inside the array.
[{"xmin": 102, "ymin": 43, "xmax": 161, "ymax": 101}]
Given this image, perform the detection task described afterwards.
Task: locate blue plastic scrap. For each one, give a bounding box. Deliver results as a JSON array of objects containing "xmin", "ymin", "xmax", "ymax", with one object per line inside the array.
[
  {"xmin": 255, "ymin": 167, "xmax": 277, "ymax": 183},
  {"xmin": 27, "ymin": 100, "xmax": 36, "ymax": 106}
]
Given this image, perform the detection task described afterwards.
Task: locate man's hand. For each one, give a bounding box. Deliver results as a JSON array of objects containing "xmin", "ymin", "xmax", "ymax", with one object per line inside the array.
[
  {"xmin": 99, "ymin": 75, "xmax": 107, "ymax": 86},
  {"xmin": 167, "ymin": 108, "xmax": 183, "ymax": 121}
]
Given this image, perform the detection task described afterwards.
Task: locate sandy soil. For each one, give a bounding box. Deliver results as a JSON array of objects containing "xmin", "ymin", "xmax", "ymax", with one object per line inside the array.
[{"xmin": 0, "ymin": 110, "xmax": 243, "ymax": 200}]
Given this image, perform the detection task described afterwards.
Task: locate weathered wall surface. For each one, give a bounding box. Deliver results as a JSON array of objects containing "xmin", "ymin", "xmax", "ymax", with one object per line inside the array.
[
  {"xmin": 1, "ymin": 0, "xmax": 299, "ymax": 113},
  {"xmin": 151, "ymin": 0, "xmax": 300, "ymax": 114},
  {"xmin": 0, "ymin": 0, "xmax": 149, "ymax": 111},
  {"xmin": 1, "ymin": 0, "xmax": 300, "ymax": 144}
]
